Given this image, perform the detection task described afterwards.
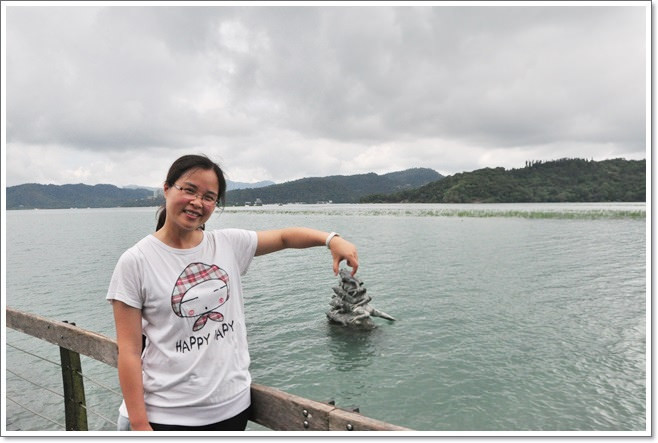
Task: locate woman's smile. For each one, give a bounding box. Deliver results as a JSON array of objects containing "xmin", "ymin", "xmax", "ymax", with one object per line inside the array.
[{"xmin": 183, "ymin": 208, "xmax": 203, "ymax": 219}]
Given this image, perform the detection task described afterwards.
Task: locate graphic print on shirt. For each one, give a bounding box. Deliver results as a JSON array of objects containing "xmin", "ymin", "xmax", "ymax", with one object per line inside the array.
[{"xmin": 171, "ymin": 262, "xmax": 230, "ymax": 332}]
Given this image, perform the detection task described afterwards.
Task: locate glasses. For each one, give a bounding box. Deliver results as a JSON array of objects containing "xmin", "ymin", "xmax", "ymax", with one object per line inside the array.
[{"xmin": 172, "ymin": 184, "xmax": 219, "ymax": 206}]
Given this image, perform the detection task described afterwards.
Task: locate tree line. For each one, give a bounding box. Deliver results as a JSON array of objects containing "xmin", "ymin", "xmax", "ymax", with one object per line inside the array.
[{"xmin": 360, "ymin": 158, "xmax": 645, "ymax": 203}]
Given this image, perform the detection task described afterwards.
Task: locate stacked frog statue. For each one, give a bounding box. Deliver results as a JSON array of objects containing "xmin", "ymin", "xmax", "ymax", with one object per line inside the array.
[{"xmin": 327, "ymin": 269, "xmax": 396, "ymax": 329}]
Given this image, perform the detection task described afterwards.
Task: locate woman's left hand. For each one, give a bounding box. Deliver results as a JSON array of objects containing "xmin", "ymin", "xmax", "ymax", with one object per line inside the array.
[{"xmin": 329, "ymin": 236, "xmax": 359, "ymax": 276}]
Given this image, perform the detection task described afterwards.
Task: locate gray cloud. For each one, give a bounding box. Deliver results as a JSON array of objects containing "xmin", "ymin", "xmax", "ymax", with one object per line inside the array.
[{"xmin": 5, "ymin": 4, "xmax": 647, "ymax": 187}]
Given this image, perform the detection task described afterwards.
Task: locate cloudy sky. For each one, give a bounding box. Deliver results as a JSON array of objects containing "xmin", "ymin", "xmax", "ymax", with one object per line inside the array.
[{"xmin": 3, "ymin": 2, "xmax": 648, "ymax": 188}]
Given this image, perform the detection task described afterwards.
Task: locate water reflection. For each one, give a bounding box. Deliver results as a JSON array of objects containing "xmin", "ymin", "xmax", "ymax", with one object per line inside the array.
[{"xmin": 325, "ymin": 323, "xmax": 380, "ymax": 372}]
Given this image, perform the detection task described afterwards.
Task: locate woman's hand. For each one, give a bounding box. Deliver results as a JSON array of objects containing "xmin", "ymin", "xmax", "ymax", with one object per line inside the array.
[{"xmin": 328, "ymin": 236, "xmax": 359, "ymax": 276}]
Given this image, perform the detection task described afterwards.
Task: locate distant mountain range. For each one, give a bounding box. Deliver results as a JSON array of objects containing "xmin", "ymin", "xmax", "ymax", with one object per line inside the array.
[
  {"xmin": 6, "ymin": 168, "xmax": 442, "ymax": 209},
  {"xmin": 226, "ymin": 168, "xmax": 443, "ymax": 205},
  {"xmin": 8, "ymin": 159, "xmax": 643, "ymax": 210}
]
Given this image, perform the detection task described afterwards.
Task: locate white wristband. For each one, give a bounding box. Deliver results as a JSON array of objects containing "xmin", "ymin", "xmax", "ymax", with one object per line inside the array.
[{"xmin": 325, "ymin": 232, "xmax": 340, "ymax": 249}]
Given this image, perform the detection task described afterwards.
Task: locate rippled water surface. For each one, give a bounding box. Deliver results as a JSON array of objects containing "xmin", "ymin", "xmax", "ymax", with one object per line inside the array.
[{"xmin": 4, "ymin": 203, "xmax": 647, "ymax": 432}]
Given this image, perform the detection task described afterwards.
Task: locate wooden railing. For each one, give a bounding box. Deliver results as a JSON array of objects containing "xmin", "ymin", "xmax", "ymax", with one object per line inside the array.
[{"xmin": 6, "ymin": 307, "xmax": 411, "ymax": 432}]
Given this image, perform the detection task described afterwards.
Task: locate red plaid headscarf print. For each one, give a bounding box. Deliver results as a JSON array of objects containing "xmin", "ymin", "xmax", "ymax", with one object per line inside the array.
[{"xmin": 171, "ymin": 263, "xmax": 229, "ymax": 316}]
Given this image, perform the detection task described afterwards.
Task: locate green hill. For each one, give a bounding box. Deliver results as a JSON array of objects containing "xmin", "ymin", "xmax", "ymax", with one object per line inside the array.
[
  {"xmin": 225, "ymin": 168, "xmax": 443, "ymax": 205},
  {"xmin": 7, "ymin": 183, "xmax": 156, "ymax": 209},
  {"xmin": 360, "ymin": 158, "xmax": 645, "ymax": 203}
]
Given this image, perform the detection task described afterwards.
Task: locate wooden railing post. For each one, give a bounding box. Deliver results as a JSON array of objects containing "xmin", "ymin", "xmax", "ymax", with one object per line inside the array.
[{"xmin": 59, "ymin": 322, "xmax": 88, "ymax": 431}]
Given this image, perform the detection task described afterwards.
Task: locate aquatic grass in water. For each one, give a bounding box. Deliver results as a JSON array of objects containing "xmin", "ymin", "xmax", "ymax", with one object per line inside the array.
[
  {"xmin": 224, "ymin": 204, "xmax": 645, "ymax": 220},
  {"xmin": 447, "ymin": 209, "xmax": 645, "ymax": 219}
]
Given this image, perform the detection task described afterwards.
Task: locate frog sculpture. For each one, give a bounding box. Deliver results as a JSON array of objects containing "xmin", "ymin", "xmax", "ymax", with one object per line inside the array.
[{"xmin": 326, "ymin": 269, "xmax": 396, "ymax": 329}]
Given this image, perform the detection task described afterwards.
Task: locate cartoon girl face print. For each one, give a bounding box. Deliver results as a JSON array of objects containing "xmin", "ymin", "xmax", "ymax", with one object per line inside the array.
[{"xmin": 171, "ymin": 263, "xmax": 230, "ymax": 332}]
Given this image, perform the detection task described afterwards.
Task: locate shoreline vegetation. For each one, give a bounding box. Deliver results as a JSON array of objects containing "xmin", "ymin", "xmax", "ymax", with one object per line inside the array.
[
  {"xmin": 220, "ymin": 206, "xmax": 646, "ymax": 220},
  {"xmin": 6, "ymin": 158, "xmax": 645, "ymax": 210}
]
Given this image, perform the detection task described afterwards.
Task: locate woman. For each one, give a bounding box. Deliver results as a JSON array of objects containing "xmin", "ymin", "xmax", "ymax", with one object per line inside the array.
[{"xmin": 107, "ymin": 154, "xmax": 358, "ymax": 431}]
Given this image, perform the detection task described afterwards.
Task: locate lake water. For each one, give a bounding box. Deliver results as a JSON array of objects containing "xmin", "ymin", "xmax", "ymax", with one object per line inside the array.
[{"xmin": 3, "ymin": 203, "xmax": 648, "ymax": 434}]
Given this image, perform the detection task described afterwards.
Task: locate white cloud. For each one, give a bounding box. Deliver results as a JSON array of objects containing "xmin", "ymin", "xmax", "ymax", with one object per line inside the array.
[{"xmin": 3, "ymin": 3, "xmax": 648, "ymax": 187}]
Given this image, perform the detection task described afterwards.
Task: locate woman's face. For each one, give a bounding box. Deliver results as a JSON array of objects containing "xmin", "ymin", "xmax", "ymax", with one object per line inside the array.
[{"xmin": 163, "ymin": 168, "xmax": 220, "ymax": 233}]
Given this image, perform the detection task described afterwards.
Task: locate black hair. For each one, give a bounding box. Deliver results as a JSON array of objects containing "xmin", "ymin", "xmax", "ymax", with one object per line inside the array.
[{"xmin": 156, "ymin": 154, "xmax": 227, "ymax": 231}]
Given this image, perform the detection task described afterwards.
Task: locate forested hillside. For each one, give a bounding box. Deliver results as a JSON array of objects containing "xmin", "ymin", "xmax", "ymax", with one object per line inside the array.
[
  {"xmin": 361, "ymin": 158, "xmax": 645, "ymax": 203},
  {"xmin": 225, "ymin": 168, "xmax": 442, "ymax": 205},
  {"xmin": 6, "ymin": 183, "xmax": 155, "ymax": 209}
]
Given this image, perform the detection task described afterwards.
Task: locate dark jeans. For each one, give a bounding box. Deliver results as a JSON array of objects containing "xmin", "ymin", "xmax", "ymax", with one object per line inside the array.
[{"xmin": 150, "ymin": 406, "xmax": 251, "ymax": 431}]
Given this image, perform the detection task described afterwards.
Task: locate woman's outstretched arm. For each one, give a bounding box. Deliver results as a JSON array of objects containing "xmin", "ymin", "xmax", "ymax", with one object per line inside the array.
[{"xmin": 256, "ymin": 228, "xmax": 359, "ymax": 275}]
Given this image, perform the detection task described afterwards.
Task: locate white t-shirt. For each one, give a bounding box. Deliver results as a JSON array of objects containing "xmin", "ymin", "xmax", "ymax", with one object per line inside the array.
[{"xmin": 106, "ymin": 229, "xmax": 258, "ymax": 426}]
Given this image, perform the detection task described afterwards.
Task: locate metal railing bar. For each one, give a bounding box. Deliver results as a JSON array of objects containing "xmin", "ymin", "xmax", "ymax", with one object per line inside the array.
[
  {"xmin": 8, "ymin": 342, "xmax": 119, "ymax": 429},
  {"xmin": 6, "ymin": 343, "xmax": 61, "ymax": 367},
  {"xmin": 7, "ymin": 367, "xmax": 116, "ymax": 428},
  {"xmin": 73, "ymin": 369, "xmax": 123, "ymax": 398},
  {"xmin": 77, "ymin": 403, "xmax": 116, "ymax": 427},
  {"xmin": 6, "ymin": 368, "xmax": 64, "ymax": 398},
  {"xmin": 6, "ymin": 396, "xmax": 65, "ymax": 429},
  {"xmin": 8, "ymin": 367, "xmax": 116, "ymax": 428}
]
